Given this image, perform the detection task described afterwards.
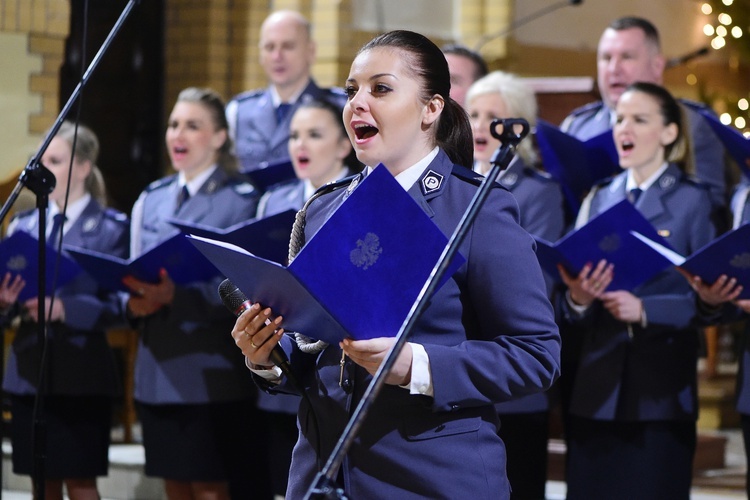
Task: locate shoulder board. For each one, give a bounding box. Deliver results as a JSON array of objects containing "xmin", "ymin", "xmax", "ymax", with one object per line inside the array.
[
  {"xmin": 313, "ymin": 173, "xmax": 360, "ymax": 197},
  {"xmin": 592, "ymin": 174, "xmax": 617, "ymax": 188},
  {"xmin": 523, "ymin": 165, "xmax": 554, "ymax": 182},
  {"xmin": 682, "ymin": 173, "xmax": 711, "ymax": 191},
  {"xmin": 232, "ymin": 88, "xmax": 265, "ymax": 102},
  {"xmin": 10, "ymin": 208, "xmax": 35, "ymax": 224},
  {"xmin": 678, "ymin": 98, "xmax": 710, "ymax": 112},
  {"xmin": 450, "ymin": 164, "xmax": 485, "ymax": 186},
  {"xmin": 144, "ymin": 174, "xmax": 177, "ymax": 193},
  {"xmin": 103, "ymin": 207, "xmax": 129, "ymax": 222},
  {"xmin": 230, "ymin": 180, "xmax": 258, "ymax": 197},
  {"xmin": 567, "ymin": 100, "xmax": 604, "ymax": 118},
  {"xmin": 301, "ymin": 174, "xmax": 360, "ymax": 211},
  {"xmin": 323, "ymin": 86, "xmax": 347, "ymax": 98}
]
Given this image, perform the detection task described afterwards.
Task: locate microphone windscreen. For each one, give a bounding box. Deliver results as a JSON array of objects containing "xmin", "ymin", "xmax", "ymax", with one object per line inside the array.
[{"xmin": 218, "ymin": 278, "xmax": 248, "ymax": 315}]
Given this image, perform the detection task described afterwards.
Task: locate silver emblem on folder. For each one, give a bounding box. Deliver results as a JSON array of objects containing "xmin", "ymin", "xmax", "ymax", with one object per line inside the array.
[
  {"xmin": 731, "ymin": 252, "xmax": 750, "ymax": 270},
  {"xmin": 598, "ymin": 233, "xmax": 621, "ymax": 254},
  {"xmin": 350, "ymin": 233, "xmax": 382, "ymax": 270},
  {"xmin": 7, "ymin": 254, "xmax": 28, "ymax": 272}
]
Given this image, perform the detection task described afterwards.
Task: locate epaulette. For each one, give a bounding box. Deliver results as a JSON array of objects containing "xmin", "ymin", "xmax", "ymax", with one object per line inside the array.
[
  {"xmin": 450, "ymin": 164, "xmax": 482, "ymax": 183},
  {"xmin": 232, "ymin": 88, "xmax": 265, "ymax": 103},
  {"xmin": 678, "ymin": 98, "xmax": 711, "ymax": 112},
  {"xmin": 103, "ymin": 207, "xmax": 128, "ymax": 222},
  {"xmin": 567, "ymin": 100, "xmax": 604, "ymax": 118},
  {"xmin": 299, "ymin": 174, "xmax": 360, "ymax": 213},
  {"xmin": 524, "ymin": 165, "xmax": 555, "ymax": 183},
  {"xmin": 231, "ymin": 180, "xmax": 258, "ymax": 197},
  {"xmin": 592, "ymin": 174, "xmax": 617, "ymax": 188},
  {"xmin": 312, "ymin": 173, "xmax": 360, "ymax": 198},
  {"xmin": 144, "ymin": 174, "xmax": 177, "ymax": 193}
]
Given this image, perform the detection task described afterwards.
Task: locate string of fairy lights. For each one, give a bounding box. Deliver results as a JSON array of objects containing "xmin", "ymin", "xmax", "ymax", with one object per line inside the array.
[{"xmin": 700, "ymin": 0, "xmax": 749, "ymax": 137}]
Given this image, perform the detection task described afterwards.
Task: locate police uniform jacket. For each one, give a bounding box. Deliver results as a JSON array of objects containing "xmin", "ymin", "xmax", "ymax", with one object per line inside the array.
[
  {"xmin": 229, "ymin": 80, "xmax": 347, "ymax": 173},
  {"xmin": 3, "ymin": 199, "xmax": 129, "ymax": 396},
  {"xmin": 702, "ymin": 183, "xmax": 750, "ymax": 413},
  {"xmin": 562, "ymin": 100, "xmax": 728, "ymax": 208},
  {"xmin": 275, "ymin": 149, "xmax": 561, "ymax": 499},
  {"xmin": 130, "ymin": 167, "xmax": 259, "ymax": 404},
  {"xmin": 561, "ymin": 164, "xmax": 715, "ymax": 421},
  {"xmin": 492, "ymin": 157, "xmax": 565, "ymax": 414}
]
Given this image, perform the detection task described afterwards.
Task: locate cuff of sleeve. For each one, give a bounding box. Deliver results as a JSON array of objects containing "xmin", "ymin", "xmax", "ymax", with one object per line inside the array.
[
  {"xmin": 566, "ymin": 290, "xmax": 591, "ymax": 315},
  {"xmin": 400, "ymin": 342, "xmax": 433, "ymax": 396},
  {"xmin": 245, "ymin": 357, "xmax": 283, "ymax": 382}
]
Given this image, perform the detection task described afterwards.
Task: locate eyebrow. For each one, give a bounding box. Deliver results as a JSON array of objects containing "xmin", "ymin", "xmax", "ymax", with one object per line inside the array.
[{"xmin": 346, "ymin": 72, "xmax": 396, "ymax": 83}]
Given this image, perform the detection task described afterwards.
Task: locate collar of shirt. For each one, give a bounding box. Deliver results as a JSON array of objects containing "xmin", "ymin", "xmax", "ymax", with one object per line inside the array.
[
  {"xmin": 363, "ymin": 147, "xmax": 440, "ymax": 191},
  {"xmin": 178, "ymin": 165, "xmax": 218, "ymax": 197},
  {"xmin": 625, "ymin": 162, "xmax": 669, "ymax": 193},
  {"xmin": 270, "ymin": 79, "xmax": 310, "ymax": 108},
  {"xmin": 49, "ymin": 193, "xmax": 91, "ymax": 236}
]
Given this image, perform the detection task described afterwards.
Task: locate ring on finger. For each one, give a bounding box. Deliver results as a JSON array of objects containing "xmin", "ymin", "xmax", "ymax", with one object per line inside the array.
[{"xmin": 250, "ymin": 340, "xmax": 258, "ymax": 349}]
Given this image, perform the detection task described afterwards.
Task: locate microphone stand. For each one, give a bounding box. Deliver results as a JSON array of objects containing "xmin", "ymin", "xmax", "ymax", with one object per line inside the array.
[
  {"xmin": 473, "ymin": 0, "xmax": 583, "ymax": 52},
  {"xmin": 0, "ymin": 1, "xmax": 141, "ymax": 497},
  {"xmin": 304, "ymin": 118, "xmax": 530, "ymax": 499}
]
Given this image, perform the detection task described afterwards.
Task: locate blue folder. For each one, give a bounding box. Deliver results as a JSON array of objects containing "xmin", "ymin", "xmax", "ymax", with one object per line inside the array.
[
  {"xmin": 0, "ymin": 231, "xmax": 82, "ymax": 302},
  {"xmin": 188, "ymin": 165, "xmax": 466, "ymax": 344},
  {"xmin": 535, "ymin": 200, "xmax": 675, "ymax": 291},
  {"xmin": 535, "ymin": 120, "xmax": 620, "ymax": 214},
  {"xmin": 66, "ymin": 232, "xmax": 220, "ymax": 292},
  {"xmin": 168, "ymin": 210, "xmax": 295, "ymax": 264},
  {"xmin": 243, "ymin": 159, "xmax": 297, "ymax": 192},
  {"xmin": 633, "ymin": 222, "xmax": 750, "ymax": 299},
  {"xmin": 696, "ymin": 109, "xmax": 750, "ymax": 179}
]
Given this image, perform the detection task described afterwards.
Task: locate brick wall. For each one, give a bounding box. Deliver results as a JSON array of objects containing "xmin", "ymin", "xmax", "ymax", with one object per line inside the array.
[{"xmin": 1, "ymin": 0, "xmax": 69, "ymax": 135}]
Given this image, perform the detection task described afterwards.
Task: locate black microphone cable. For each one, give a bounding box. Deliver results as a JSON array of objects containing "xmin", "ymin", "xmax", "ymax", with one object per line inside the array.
[{"xmin": 218, "ymin": 278, "xmax": 325, "ymax": 471}]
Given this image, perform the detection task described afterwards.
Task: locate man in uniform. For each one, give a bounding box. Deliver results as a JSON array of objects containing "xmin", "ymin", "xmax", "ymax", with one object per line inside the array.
[
  {"xmin": 226, "ymin": 10, "xmax": 346, "ymax": 174},
  {"xmin": 561, "ymin": 16, "xmax": 733, "ymax": 216}
]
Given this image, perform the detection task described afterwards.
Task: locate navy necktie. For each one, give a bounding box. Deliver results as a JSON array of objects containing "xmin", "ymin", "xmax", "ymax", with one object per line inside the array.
[
  {"xmin": 176, "ymin": 185, "xmax": 190, "ymax": 210},
  {"xmin": 48, "ymin": 213, "xmax": 66, "ymax": 244},
  {"xmin": 276, "ymin": 103, "xmax": 292, "ymax": 123},
  {"xmin": 629, "ymin": 187, "xmax": 643, "ymax": 205}
]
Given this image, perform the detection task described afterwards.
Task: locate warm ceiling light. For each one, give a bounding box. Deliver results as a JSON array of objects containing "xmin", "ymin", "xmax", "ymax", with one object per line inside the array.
[
  {"xmin": 702, "ymin": 3, "xmax": 713, "ymax": 14},
  {"xmin": 704, "ymin": 24, "xmax": 715, "ymax": 36},
  {"xmin": 731, "ymin": 26, "xmax": 743, "ymax": 38},
  {"xmin": 739, "ymin": 98, "xmax": 749, "ymax": 111},
  {"xmin": 720, "ymin": 113, "xmax": 732, "ymax": 125}
]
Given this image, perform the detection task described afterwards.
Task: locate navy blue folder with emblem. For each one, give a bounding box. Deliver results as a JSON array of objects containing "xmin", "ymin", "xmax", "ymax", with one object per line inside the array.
[
  {"xmin": 188, "ymin": 165, "xmax": 465, "ymax": 344},
  {"xmin": 633, "ymin": 222, "xmax": 750, "ymax": 299},
  {"xmin": 65, "ymin": 232, "xmax": 220, "ymax": 292},
  {"xmin": 535, "ymin": 120, "xmax": 620, "ymax": 213},
  {"xmin": 0, "ymin": 231, "xmax": 82, "ymax": 302},
  {"xmin": 168, "ymin": 209, "xmax": 295, "ymax": 265},
  {"xmin": 697, "ymin": 109, "xmax": 750, "ymax": 179},
  {"xmin": 535, "ymin": 199, "xmax": 674, "ymax": 291},
  {"xmin": 243, "ymin": 159, "xmax": 297, "ymax": 192}
]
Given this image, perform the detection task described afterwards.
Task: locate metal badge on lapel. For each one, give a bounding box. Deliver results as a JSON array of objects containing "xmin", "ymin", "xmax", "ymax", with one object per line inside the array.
[
  {"xmin": 205, "ymin": 179, "xmax": 219, "ymax": 194},
  {"xmin": 421, "ymin": 170, "xmax": 443, "ymax": 195},
  {"xmin": 82, "ymin": 216, "xmax": 99, "ymax": 233},
  {"xmin": 501, "ymin": 172, "xmax": 518, "ymax": 187},
  {"xmin": 659, "ymin": 175, "xmax": 676, "ymax": 190}
]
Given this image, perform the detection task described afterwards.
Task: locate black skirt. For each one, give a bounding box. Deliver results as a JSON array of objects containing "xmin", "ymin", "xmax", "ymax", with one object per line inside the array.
[
  {"xmin": 137, "ymin": 400, "xmax": 272, "ymax": 485},
  {"xmin": 10, "ymin": 394, "xmax": 112, "ymax": 478}
]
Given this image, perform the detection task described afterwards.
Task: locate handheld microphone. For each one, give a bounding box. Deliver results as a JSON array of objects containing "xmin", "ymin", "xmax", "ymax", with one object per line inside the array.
[{"xmin": 218, "ymin": 278, "xmax": 292, "ymax": 376}]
